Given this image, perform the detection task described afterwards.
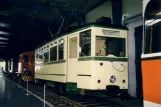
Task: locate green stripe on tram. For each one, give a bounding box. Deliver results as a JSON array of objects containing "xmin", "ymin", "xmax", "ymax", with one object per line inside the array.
[{"xmin": 78, "ymin": 57, "xmax": 128, "ymax": 62}]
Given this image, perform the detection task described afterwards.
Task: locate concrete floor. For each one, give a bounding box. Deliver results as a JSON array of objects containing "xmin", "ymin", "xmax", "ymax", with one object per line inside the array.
[
  {"xmin": 0, "ymin": 74, "xmax": 50, "ymax": 107},
  {"xmin": 107, "ymin": 98, "xmax": 143, "ymax": 107},
  {"xmin": 0, "ymin": 71, "xmax": 143, "ymax": 107}
]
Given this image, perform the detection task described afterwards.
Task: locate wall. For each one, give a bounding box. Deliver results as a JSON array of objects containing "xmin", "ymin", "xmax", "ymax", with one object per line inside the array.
[
  {"xmin": 85, "ymin": 0, "xmax": 142, "ymax": 23},
  {"xmin": 122, "ymin": 0, "xmax": 142, "ymax": 18},
  {"xmin": 126, "ymin": 17, "xmax": 143, "ymax": 97},
  {"xmin": 85, "ymin": 1, "xmax": 112, "ymax": 23}
]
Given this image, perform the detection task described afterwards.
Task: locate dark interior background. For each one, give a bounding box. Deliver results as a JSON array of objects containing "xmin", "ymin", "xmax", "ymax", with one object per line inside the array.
[{"xmin": 0, "ymin": 0, "xmax": 108, "ymax": 60}]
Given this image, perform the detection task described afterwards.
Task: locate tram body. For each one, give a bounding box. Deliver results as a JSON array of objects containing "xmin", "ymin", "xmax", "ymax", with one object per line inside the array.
[
  {"xmin": 142, "ymin": 0, "xmax": 161, "ymax": 106},
  {"xmin": 18, "ymin": 52, "xmax": 35, "ymax": 81},
  {"xmin": 35, "ymin": 24, "xmax": 128, "ymax": 95}
]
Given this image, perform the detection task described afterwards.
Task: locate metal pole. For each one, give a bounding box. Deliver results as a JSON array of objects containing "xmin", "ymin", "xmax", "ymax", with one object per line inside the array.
[
  {"xmin": 26, "ymin": 80, "xmax": 30, "ymax": 95},
  {"xmin": 44, "ymin": 85, "xmax": 46, "ymax": 107}
]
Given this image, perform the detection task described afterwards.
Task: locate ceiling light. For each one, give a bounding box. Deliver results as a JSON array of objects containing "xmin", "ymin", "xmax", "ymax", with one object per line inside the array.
[
  {"xmin": 0, "ymin": 31, "xmax": 9, "ymax": 35},
  {"xmin": 0, "ymin": 37, "xmax": 8, "ymax": 40},
  {"xmin": 0, "ymin": 23, "xmax": 10, "ymax": 27},
  {"xmin": 145, "ymin": 19, "xmax": 154, "ymax": 25},
  {"xmin": 156, "ymin": 12, "xmax": 161, "ymax": 15},
  {"xmin": 145, "ymin": 19, "xmax": 161, "ymax": 26},
  {"xmin": 0, "ymin": 45, "xmax": 6, "ymax": 47},
  {"xmin": 0, "ymin": 42, "xmax": 7, "ymax": 44}
]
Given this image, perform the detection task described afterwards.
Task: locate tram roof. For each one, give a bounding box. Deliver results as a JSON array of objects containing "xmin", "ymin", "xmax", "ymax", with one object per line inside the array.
[
  {"xmin": 36, "ymin": 23, "xmax": 128, "ymax": 50},
  {"xmin": 57, "ymin": 23, "xmax": 128, "ymax": 36}
]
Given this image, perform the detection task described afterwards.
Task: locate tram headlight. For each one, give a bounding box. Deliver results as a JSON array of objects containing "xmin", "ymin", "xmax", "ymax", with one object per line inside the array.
[{"xmin": 110, "ymin": 76, "xmax": 116, "ymax": 83}]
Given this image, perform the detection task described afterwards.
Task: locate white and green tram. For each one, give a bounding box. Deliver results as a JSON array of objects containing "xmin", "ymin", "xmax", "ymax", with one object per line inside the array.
[{"xmin": 35, "ymin": 23, "xmax": 128, "ymax": 95}]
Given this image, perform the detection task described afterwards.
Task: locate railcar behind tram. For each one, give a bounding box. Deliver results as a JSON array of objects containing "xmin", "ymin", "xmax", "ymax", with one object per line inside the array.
[
  {"xmin": 142, "ymin": 0, "xmax": 161, "ymax": 106},
  {"xmin": 18, "ymin": 52, "xmax": 35, "ymax": 81},
  {"xmin": 35, "ymin": 23, "xmax": 128, "ymax": 95}
]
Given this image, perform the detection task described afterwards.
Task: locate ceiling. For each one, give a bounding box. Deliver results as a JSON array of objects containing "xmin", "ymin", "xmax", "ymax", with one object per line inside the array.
[{"xmin": 0, "ymin": 0, "xmax": 107, "ymax": 59}]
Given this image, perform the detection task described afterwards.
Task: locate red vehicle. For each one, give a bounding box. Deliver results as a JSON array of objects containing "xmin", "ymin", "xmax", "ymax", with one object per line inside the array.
[{"xmin": 18, "ymin": 52, "xmax": 35, "ymax": 81}]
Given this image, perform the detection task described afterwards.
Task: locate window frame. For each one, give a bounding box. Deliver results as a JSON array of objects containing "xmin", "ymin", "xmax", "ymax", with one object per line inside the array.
[
  {"xmin": 43, "ymin": 49, "xmax": 49, "ymax": 63},
  {"xmin": 95, "ymin": 35, "xmax": 127, "ymax": 57},
  {"xmin": 144, "ymin": 17, "xmax": 161, "ymax": 54},
  {"xmin": 79, "ymin": 29, "xmax": 91, "ymax": 57},
  {"xmin": 38, "ymin": 51, "xmax": 44, "ymax": 64},
  {"xmin": 58, "ymin": 38, "xmax": 64, "ymax": 60},
  {"xmin": 49, "ymin": 41, "xmax": 58, "ymax": 62},
  {"xmin": 35, "ymin": 53, "xmax": 39, "ymax": 64}
]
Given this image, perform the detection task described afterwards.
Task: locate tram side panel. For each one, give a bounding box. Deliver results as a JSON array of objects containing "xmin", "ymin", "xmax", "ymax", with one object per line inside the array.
[
  {"xmin": 35, "ymin": 37, "xmax": 67, "ymax": 84},
  {"xmin": 35, "ymin": 63, "xmax": 67, "ymax": 83},
  {"xmin": 76, "ymin": 61, "xmax": 93, "ymax": 89},
  {"xmin": 141, "ymin": 57, "xmax": 161, "ymax": 106}
]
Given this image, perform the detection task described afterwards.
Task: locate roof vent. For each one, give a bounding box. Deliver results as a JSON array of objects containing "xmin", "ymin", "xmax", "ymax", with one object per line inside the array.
[{"xmin": 96, "ymin": 17, "xmax": 111, "ymax": 25}]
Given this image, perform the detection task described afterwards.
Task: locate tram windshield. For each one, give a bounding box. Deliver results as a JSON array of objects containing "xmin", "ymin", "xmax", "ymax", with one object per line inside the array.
[
  {"xmin": 95, "ymin": 36, "xmax": 126, "ymax": 57},
  {"xmin": 23, "ymin": 55, "xmax": 28, "ymax": 62},
  {"xmin": 144, "ymin": 0, "xmax": 161, "ymax": 54}
]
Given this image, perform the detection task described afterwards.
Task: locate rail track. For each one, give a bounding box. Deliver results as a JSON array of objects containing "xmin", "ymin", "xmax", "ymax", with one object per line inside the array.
[{"xmin": 8, "ymin": 76, "xmax": 129, "ymax": 107}]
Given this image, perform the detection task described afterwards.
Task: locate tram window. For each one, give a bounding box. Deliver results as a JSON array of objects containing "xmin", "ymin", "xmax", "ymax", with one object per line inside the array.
[
  {"xmin": 50, "ymin": 46, "xmax": 57, "ymax": 61},
  {"xmin": 95, "ymin": 36, "xmax": 126, "ymax": 57},
  {"xmin": 35, "ymin": 54, "xmax": 38, "ymax": 63},
  {"xmin": 39, "ymin": 54, "xmax": 43, "ymax": 59},
  {"xmin": 69, "ymin": 37, "xmax": 77, "ymax": 58},
  {"xmin": 23, "ymin": 55, "xmax": 28, "ymax": 62},
  {"xmin": 144, "ymin": 0, "xmax": 161, "ymax": 54},
  {"xmin": 145, "ymin": 23, "xmax": 161, "ymax": 53},
  {"xmin": 44, "ymin": 50, "xmax": 49, "ymax": 62},
  {"xmin": 38, "ymin": 53, "xmax": 44, "ymax": 63},
  {"xmin": 79, "ymin": 30, "xmax": 91, "ymax": 57},
  {"xmin": 145, "ymin": 18, "xmax": 161, "ymax": 53},
  {"xmin": 58, "ymin": 43, "xmax": 64, "ymax": 60}
]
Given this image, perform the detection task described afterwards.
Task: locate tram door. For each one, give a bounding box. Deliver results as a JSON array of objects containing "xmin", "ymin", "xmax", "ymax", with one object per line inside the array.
[
  {"xmin": 134, "ymin": 26, "xmax": 143, "ymax": 98},
  {"xmin": 67, "ymin": 34, "xmax": 78, "ymax": 83}
]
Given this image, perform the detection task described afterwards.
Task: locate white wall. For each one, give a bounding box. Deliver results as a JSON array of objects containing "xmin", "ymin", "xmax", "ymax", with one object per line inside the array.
[
  {"xmin": 85, "ymin": 1, "xmax": 112, "ymax": 23},
  {"xmin": 85, "ymin": 0, "xmax": 142, "ymax": 23},
  {"xmin": 126, "ymin": 17, "xmax": 143, "ymax": 97},
  {"xmin": 122, "ymin": 0, "xmax": 142, "ymax": 17}
]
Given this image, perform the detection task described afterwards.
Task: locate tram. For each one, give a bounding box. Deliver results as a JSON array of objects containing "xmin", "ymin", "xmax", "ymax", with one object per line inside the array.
[
  {"xmin": 35, "ymin": 23, "xmax": 128, "ymax": 95},
  {"xmin": 142, "ymin": 0, "xmax": 161, "ymax": 106}
]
